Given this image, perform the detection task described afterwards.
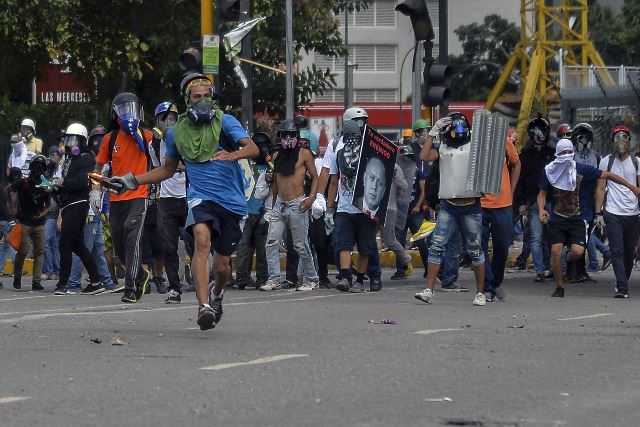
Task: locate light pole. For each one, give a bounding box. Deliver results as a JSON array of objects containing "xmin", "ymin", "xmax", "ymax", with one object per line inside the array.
[
  {"xmin": 398, "ymin": 46, "xmax": 415, "ymax": 129},
  {"xmin": 285, "ymin": 0, "xmax": 294, "ymax": 119}
]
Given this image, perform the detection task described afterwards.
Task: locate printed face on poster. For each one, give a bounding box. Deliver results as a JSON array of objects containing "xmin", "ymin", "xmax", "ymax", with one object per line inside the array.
[{"xmin": 351, "ymin": 126, "xmax": 399, "ymax": 225}]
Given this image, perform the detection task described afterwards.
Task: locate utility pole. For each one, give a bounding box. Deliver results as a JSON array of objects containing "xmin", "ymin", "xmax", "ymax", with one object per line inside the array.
[
  {"xmin": 411, "ymin": 42, "xmax": 423, "ymax": 126},
  {"xmin": 285, "ymin": 0, "xmax": 294, "ymax": 120},
  {"xmin": 240, "ymin": 0, "xmax": 253, "ymax": 131},
  {"xmin": 344, "ymin": 8, "xmax": 351, "ymax": 110},
  {"xmin": 438, "ymin": 0, "xmax": 448, "ymax": 116}
]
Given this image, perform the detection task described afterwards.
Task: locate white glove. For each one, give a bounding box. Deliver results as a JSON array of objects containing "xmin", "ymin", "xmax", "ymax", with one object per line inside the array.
[
  {"xmin": 594, "ymin": 213, "xmax": 605, "ymax": 230},
  {"xmin": 324, "ymin": 211, "xmax": 335, "ymax": 235},
  {"xmin": 311, "ymin": 193, "xmax": 326, "ymax": 219},
  {"xmin": 428, "ymin": 117, "xmax": 452, "ymax": 137},
  {"xmin": 89, "ymin": 189, "xmax": 102, "ymax": 215}
]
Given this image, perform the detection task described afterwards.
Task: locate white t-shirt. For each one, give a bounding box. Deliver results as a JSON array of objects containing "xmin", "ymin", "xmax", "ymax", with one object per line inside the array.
[
  {"xmin": 599, "ymin": 155, "xmax": 640, "ymax": 216},
  {"xmin": 150, "ymin": 138, "xmax": 186, "ymax": 199}
]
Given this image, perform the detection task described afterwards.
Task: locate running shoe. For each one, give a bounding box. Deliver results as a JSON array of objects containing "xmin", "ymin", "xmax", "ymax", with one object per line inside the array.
[
  {"xmin": 208, "ymin": 283, "xmax": 224, "ymax": 325},
  {"xmin": 551, "ymin": 287, "xmax": 564, "ymax": 298},
  {"xmin": 296, "ymin": 281, "xmax": 319, "ymax": 291},
  {"xmin": 154, "ymin": 277, "xmax": 168, "ymax": 294},
  {"xmin": 493, "ymin": 286, "xmax": 506, "ymax": 301},
  {"xmin": 121, "ymin": 289, "xmax": 138, "ymax": 304},
  {"xmin": 164, "ymin": 289, "xmax": 182, "ymax": 304},
  {"xmin": 414, "ymin": 288, "xmax": 433, "ymax": 304},
  {"xmin": 135, "ymin": 270, "xmax": 151, "ymax": 300},
  {"xmin": 613, "ymin": 287, "xmax": 629, "ymax": 298},
  {"xmin": 349, "ymin": 282, "xmax": 365, "ymax": 293},
  {"xmin": 390, "ymin": 270, "xmax": 405, "ymax": 280},
  {"xmin": 472, "ymin": 292, "xmax": 487, "ymax": 306},
  {"xmin": 82, "ymin": 282, "xmax": 106, "ymax": 295},
  {"xmin": 410, "ymin": 220, "xmax": 436, "ymax": 242},
  {"xmin": 601, "ymin": 257, "xmax": 612, "ymax": 271},
  {"xmin": 439, "ymin": 282, "xmax": 468, "ymax": 292},
  {"xmin": 54, "ymin": 284, "xmax": 67, "ymax": 295},
  {"xmin": 369, "ymin": 278, "xmax": 382, "ymax": 292},
  {"xmin": 31, "ymin": 282, "xmax": 44, "ymax": 291},
  {"xmin": 259, "ymin": 281, "xmax": 282, "ymax": 291},
  {"xmin": 335, "ymin": 278, "xmax": 351, "ymax": 292},
  {"xmin": 197, "ymin": 305, "xmax": 215, "ymax": 330}
]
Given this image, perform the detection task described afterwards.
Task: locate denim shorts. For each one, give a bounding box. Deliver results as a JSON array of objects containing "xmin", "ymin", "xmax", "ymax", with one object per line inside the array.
[{"xmin": 333, "ymin": 212, "xmax": 377, "ymax": 256}]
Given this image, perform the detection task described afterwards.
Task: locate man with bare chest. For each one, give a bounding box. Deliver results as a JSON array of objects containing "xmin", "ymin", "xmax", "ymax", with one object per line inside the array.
[{"xmin": 260, "ymin": 120, "xmax": 320, "ymax": 291}]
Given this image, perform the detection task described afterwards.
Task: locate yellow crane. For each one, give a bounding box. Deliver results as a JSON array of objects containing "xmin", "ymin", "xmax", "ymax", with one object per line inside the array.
[{"xmin": 485, "ymin": 0, "xmax": 610, "ymax": 146}]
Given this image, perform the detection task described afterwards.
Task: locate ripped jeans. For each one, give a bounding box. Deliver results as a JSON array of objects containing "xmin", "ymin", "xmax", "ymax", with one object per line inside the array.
[
  {"xmin": 265, "ymin": 197, "xmax": 319, "ymax": 284},
  {"xmin": 428, "ymin": 209, "xmax": 484, "ymax": 267}
]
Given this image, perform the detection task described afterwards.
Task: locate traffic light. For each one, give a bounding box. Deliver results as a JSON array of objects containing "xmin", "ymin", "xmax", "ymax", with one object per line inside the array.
[
  {"xmin": 179, "ymin": 47, "xmax": 202, "ymax": 74},
  {"xmin": 395, "ymin": 0, "xmax": 433, "ymax": 41},
  {"xmin": 424, "ymin": 63, "xmax": 451, "ymax": 106},
  {"xmin": 219, "ymin": 0, "xmax": 240, "ymax": 21}
]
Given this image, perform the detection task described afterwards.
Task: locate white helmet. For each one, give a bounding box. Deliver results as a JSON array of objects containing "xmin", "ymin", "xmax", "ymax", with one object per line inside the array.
[
  {"xmin": 343, "ymin": 107, "xmax": 368, "ymax": 123},
  {"xmin": 20, "ymin": 118, "xmax": 36, "ymax": 132},
  {"xmin": 65, "ymin": 123, "xmax": 88, "ymax": 139}
]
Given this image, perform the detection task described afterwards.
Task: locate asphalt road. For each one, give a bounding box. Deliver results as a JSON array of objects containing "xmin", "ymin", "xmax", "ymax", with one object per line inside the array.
[{"xmin": 1, "ymin": 269, "xmax": 640, "ymax": 427}]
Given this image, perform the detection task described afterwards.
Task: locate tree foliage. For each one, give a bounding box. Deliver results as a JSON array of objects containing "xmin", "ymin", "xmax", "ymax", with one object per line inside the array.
[
  {"xmin": 0, "ymin": 0, "xmax": 369, "ymax": 126},
  {"xmin": 447, "ymin": 15, "xmax": 519, "ymax": 101}
]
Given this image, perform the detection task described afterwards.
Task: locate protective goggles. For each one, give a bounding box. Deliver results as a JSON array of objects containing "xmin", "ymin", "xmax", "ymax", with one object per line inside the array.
[{"xmin": 613, "ymin": 132, "xmax": 631, "ymax": 143}]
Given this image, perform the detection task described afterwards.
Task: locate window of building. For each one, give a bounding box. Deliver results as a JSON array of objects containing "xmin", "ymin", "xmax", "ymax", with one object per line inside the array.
[
  {"xmin": 314, "ymin": 45, "xmax": 396, "ymax": 73},
  {"xmin": 337, "ymin": 0, "xmax": 396, "ymax": 27}
]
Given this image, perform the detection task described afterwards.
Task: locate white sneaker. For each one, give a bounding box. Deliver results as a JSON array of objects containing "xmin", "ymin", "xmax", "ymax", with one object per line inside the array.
[
  {"xmin": 259, "ymin": 281, "xmax": 282, "ymax": 291},
  {"xmin": 296, "ymin": 281, "xmax": 319, "ymax": 291},
  {"xmin": 473, "ymin": 293, "xmax": 487, "ymax": 306},
  {"xmin": 414, "ymin": 288, "xmax": 433, "ymax": 304}
]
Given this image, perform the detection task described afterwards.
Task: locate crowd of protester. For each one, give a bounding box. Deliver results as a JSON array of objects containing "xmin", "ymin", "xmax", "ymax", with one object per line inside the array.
[{"xmin": 1, "ymin": 76, "xmax": 638, "ymax": 329}]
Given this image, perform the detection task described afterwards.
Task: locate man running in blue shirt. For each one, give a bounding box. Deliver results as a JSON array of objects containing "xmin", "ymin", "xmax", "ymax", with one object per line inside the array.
[{"xmin": 111, "ymin": 73, "xmax": 258, "ymax": 330}]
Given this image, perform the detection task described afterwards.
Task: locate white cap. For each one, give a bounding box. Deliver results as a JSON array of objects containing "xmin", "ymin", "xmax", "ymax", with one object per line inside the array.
[
  {"xmin": 21, "ymin": 118, "xmax": 36, "ymax": 132},
  {"xmin": 65, "ymin": 122, "xmax": 88, "ymax": 140}
]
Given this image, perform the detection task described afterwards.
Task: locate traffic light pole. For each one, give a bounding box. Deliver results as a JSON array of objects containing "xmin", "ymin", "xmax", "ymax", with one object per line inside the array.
[
  {"xmin": 201, "ymin": 0, "xmax": 215, "ymax": 83},
  {"xmin": 411, "ymin": 41, "xmax": 423, "ymax": 126},
  {"xmin": 438, "ymin": 0, "xmax": 448, "ymax": 116},
  {"xmin": 285, "ymin": 0, "xmax": 294, "ymax": 120}
]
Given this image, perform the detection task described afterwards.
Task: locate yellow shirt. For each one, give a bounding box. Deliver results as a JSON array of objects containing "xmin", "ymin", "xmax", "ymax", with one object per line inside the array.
[{"xmin": 26, "ymin": 137, "xmax": 43, "ymax": 155}]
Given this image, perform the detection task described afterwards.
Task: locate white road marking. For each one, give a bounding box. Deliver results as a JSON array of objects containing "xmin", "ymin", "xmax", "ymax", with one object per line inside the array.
[
  {"xmin": 201, "ymin": 354, "xmax": 308, "ymax": 371},
  {"xmin": 0, "ymin": 295, "xmax": 48, "ymax": 302},
  {"xmin": 557, "ymin": 313, "xmax": 612, "ymax": 321},
  {"xmin": 414, "ymin": 328, "xmax": 463, "ymax": 335},
  {"xmin": 0, "ymin": 294, "xmax": 342, "ymax": 324},
  {"xmin": 0, "ymin": 396, "xmax": 31, "ymax": 404}
]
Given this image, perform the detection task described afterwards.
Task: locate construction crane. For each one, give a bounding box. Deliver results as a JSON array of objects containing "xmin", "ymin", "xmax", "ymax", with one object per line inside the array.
[{"xmin": 485, "ymin": 0, "xmax": 610, "ymax": 146}]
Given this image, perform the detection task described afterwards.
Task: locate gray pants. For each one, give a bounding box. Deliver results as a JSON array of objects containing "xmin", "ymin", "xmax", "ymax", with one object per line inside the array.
[
  {"xmin": 266, "ymin": 197, "xmax": 318, "ymax": 284},
  {"xmin": 382, "ymin": 209, "xmax": 411, "ymax": 268}
]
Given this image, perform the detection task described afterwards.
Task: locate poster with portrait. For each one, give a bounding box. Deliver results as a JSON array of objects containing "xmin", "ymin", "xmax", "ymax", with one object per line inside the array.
[
  {"xmin": 310, "ymin": 117, "xmax": 337, "ymax": 155},
  {"xmin": 351, "ymin": 126, "xmax": 399, "ymax": 225}
]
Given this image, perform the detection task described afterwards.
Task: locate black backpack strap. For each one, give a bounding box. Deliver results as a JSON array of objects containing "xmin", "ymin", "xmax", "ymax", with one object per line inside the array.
[{"xmin": 107, "ymin": 130, "xmax": 119, "ymax": 162}]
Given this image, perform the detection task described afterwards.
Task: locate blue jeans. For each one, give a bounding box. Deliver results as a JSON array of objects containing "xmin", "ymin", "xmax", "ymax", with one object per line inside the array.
[
  {"xmin": 587, "ymin": 233, "xmax": 610, "ymax": 271},
  {"xmin": 441, "ymin": 232, "xmax": 461, "ymax": 285},
  {"xmin": 528, "ymin": 203, "xmax": 546, "ymax": 274},
  {"xmin": 428, "ymin": 209, "xmax": 484, "ymax": 267},
  {"xmin": 43, "ymin": 217, "xmax": 60, "ymax": 275},
  {"xmin": 482, "ymin": 206, "xmax": 513, "ymax": 291},
  {"xmin": 0, "ymin": 221, "xmax": 16, "ymax": 272},
  {"xmin": 68, "ymin": 220, "xmax": 114, "ymax": 289},
  {"xmin": 266, "ymin": 198, "xmax": 318, "ymax": 283}
]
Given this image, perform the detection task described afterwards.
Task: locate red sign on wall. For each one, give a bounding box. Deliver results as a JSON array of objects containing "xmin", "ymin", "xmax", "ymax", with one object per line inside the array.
[{"xmin": 36, "ymin": 63, "xmax": 94, "ymax": 104}]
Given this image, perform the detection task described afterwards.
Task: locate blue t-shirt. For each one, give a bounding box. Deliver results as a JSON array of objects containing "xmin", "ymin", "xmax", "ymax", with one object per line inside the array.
[
  {"xmin": 165, "ymin": 115, "xmax": 250, "ymax": 216},
  {"xmin": 246, "ymin": 163, "xmax": 267, "ymax": 215},
  {"xmin": 539, "ymin": 162, "xmax": 602, "ymax": 222}
]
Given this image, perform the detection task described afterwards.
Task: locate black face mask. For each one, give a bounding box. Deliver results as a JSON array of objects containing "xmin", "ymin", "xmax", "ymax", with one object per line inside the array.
[{"xmin": 187, "ymin": 99, "xmax": 215, "ymax": 124}]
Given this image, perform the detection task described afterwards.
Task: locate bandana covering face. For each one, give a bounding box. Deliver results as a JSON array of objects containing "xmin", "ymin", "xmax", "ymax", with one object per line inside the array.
[
  {"xmin": 545, "ymin": 139, "xmax": 576, "ymax": 191},
  {"xmin": 118, "ymin": 115, "xmax": 146, "ymax": 153}
]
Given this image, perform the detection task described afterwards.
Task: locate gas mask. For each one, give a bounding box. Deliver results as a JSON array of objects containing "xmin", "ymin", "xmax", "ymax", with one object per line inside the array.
[
  {"xmin": 63, "ymin": 134, "xmax": 83, "ymax": 156},
  {"xmin": 354, "ymin": 118, "xmax": 367, "ymax": 134},
  {"xmin": 20, "ymin": 127, "xmax": 33, "ymax": 140},
  {"xmin": 613, "ymin": 132, "xmax": 631, "ymax": 155},
  {"xmin": 573, "ymin": 133, "xmax": 590, "ymax": 154},
  {"xmin": 530, "ymin": 127, "xmax": 547, "ymax": 145},
  {"xmin": 187, "ymin": 98, "xmax": 215, "ymax": 124},
  {"xmin": 279, "ymin": 132, "xmax": 298, "ymax": 150}
]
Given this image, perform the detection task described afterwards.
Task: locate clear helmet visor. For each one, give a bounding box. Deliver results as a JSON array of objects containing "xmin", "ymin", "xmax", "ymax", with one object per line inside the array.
[
  {"xmin": 114, "ymin": 101, "xmax": 143, "ymax": 121},
  {"xmin": 63, "ymin": 135, "xmax": 83, "ymax": 148}
]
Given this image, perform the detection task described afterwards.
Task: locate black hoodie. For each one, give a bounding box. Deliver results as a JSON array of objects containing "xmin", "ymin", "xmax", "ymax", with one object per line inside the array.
[
  {"xmin": 514, "ymin": 141, "xmax": 555, "ymax": 207},
  {"xmin": 57, "ymin": 148, "xmax": 96, "ymax": 208}
]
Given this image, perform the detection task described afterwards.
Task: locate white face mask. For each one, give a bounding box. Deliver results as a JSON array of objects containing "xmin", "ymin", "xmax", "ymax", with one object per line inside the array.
[{"xmin": 616, "ymin": 140, "xmax": 629, "ymax": 154}]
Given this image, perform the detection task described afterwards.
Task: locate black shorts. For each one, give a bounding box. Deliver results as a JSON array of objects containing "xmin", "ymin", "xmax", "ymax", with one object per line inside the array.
[
  {"xmin": 547, "ymin": 220, "xmax": 589, "ymax": 247},
  {"xmin": 185, "ymin": 200, "xmax": 243, "ymax": 256},
  {"xmin": 333, "ymin": 212, "xmax": 377, "ymax": 256}
]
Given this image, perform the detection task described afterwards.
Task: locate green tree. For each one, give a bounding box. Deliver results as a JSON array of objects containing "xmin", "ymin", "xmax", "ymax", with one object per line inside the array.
[
  {"xmin": 448, "ymin": 14, "xmax": 519, "ymax": 101},
  {"xmin": 0, "ymin": 0, "xmax": 370, "ymax": 127},
  {"xmin": 621, "ymin": 0, "xmax": 640, "ymax": 64},
  {"xmin": 588, "ymin": 4, "xmax": 627, "ymax": 65}
]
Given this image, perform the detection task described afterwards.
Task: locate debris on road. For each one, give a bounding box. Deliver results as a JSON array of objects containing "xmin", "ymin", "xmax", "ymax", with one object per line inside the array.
[
  {"xmin": 425, "ymin": 397, "xmax": 453, "ymax": 402},
  {"xmin": 111, "ymin": 337, "xmax": 127, "ymax": 346},
  {"xmin": 368, "ymin": 319, "xmax": 397, "ymax": 325},
  {"xmin": 91, "ymin": 338, "xmax": 102, "ymax": 344}
]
